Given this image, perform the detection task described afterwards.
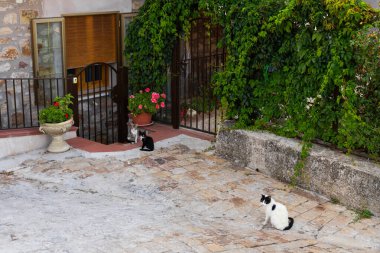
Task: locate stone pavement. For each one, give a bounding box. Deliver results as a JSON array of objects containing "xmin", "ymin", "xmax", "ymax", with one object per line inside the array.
[{"xmin": 1, "ymin": 137, "xmax": 380, "ymax": 252}]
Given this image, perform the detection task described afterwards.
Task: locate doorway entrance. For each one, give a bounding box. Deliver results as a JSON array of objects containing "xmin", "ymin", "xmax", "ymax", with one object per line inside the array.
[{"xmin": 172, "ymin": 17, "xmax": 226, "ymax": 134}]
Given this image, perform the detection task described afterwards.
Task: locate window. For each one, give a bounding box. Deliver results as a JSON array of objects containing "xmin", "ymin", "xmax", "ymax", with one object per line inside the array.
[{"xmin": 85, "ymin": 64, "xmax": 102, "ymax": 83}]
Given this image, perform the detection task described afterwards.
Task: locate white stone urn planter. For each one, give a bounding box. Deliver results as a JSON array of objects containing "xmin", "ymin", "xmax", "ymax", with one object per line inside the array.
[{"xmin": 39, "ymin": 118, "xmax": 74, "ymax": 153}]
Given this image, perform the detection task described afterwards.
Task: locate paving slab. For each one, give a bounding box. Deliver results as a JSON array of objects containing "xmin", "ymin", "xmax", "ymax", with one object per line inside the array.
[{"xmin": 0, "ymin": 136, "xmax": 380, "ymax": 252}]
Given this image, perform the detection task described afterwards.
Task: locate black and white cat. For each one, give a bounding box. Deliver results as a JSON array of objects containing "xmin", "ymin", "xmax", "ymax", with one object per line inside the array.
[
  {"xmin": 139, "ymin": 130, "xmax": 154, "ymax": 151},
  {"xmin": 260, "ymin": 194, "xmax": 294, "ymax": 230}
]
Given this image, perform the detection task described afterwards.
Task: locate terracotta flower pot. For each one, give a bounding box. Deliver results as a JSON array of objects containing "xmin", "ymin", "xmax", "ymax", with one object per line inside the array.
[
  {"xmin": 39, "ymin": 117, "xmax": 74, "ymax": 153},
  {"xmin": 131, "ymin": 112, "xmax": 153, "ymax": 126}
]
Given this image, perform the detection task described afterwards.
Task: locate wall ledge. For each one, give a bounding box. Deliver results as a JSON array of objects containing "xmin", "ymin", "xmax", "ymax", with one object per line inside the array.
[
  {"xmin": 0, "ymin": 127, "xmax": 77, "ymax": 159},
  {"xmin": 216, "ymin": 128, "xmax": 380, "ymax": 216}
]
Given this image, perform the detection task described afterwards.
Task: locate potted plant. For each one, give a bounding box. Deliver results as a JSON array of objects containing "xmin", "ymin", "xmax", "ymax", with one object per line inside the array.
[
  {"xmin": 128, "ymin": 87, "xmax": 166, "ymax": 126},
  {"xmin": 39, "ymin": 94, "xmax": 74, "ymax": 153}
]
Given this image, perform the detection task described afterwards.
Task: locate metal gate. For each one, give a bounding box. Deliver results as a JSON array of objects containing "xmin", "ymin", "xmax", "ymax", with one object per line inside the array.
[
  {"xmin": 172, "ymin": 18, "xmax": 226, "ymax": 134},
  {"xmin": 68, "ymin": 62, "xmax": 128, "ymax": 144}
]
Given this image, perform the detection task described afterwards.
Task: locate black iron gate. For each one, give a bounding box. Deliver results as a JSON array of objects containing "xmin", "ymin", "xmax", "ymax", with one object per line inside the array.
[
  {"xmin": 172, "ymin": 18, "xmax": 226, "ymax": 134},
  {"xmin": 68, "ymin": 62, "xmax": 128, "ymax": 144}
]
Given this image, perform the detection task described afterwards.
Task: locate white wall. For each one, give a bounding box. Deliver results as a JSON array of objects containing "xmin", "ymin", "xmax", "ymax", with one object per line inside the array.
[
  {"xmin": 41, "ymin": 0, "xmax": 132, "ymax": 17},
  {"xmin": 41, "ymin": 0, "xmax": 376, "ymax": 18},
  {"xmin": 365, "ymin": 0, "xmax": 379, "ymax": 9}
]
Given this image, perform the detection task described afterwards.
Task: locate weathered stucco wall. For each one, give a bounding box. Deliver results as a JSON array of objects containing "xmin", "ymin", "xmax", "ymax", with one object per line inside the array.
[
  {"xmin": 216, "ymin": 128, "xmax": 380, "ymax": 216},
  {"xmin": 41, "ymin": 0, "xmax": 133, "ymax": 17},
  {"xmin": 366, "ymin": 0, "xmax": 379, "ymax": 9}
]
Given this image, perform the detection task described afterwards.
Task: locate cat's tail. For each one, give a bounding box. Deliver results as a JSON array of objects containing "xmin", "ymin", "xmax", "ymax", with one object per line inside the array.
[{"xmin": 283, "ymin": 217, "xmax": 294, "ymax": 230}]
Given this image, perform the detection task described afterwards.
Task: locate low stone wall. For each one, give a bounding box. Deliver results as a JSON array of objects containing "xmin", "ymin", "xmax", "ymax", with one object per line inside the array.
[
  {"xmin": 216, "ymin": 128, "xmax": 380, "ymax": 216},
  {"xmin": 0, "ymin": 127, "xmax": 77, "ymax": 159}
]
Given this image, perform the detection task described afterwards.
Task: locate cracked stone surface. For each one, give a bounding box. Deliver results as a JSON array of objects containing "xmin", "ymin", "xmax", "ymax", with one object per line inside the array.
[{"xmin": 1, "ymin": 141, "xmax": 380, "ymax": 252}]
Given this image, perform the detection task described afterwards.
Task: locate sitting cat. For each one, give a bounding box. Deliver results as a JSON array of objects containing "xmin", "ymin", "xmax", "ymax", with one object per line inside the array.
[
  {"xmin": 139, "ymin": 130, "xmax": 154, "ymax": 151},
  {"xmin": 260, "ymin": 194, "xmax": 294, "ymax": 230},
  {"xmin": 130, "ymin": 124, "xmax": 139, "ymax": 144},
  {"xmin": 127, "ymin": 119, "xmax": 139, "ymax": 144}
]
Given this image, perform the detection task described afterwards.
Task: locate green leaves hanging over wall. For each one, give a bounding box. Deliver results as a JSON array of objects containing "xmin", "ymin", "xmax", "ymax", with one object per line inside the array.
[{"xmin": 125, "ymin": 0, "xmax": 380, "ymax": 156}]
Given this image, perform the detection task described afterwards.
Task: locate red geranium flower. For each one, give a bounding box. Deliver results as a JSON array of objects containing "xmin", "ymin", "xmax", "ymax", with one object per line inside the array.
[
  {"xmin": 65, "ymin": 113, "xmax": 69, "ymax": 119},
  {"xmin": 53, "ymin": 102, "xmax": 60, "ymax": 107}
]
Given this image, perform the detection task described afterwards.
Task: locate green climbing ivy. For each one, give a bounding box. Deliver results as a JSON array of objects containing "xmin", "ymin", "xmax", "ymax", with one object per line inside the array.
[
  {"xmin": 125, "ymin": 0, "xmax": 380, "ymax": 157},
  {"xmin": 124, "ymin": 0, "xmax": 199, "ymax": 91},
  {"xmin": 209, "ymin": 0, "xmax": 380, "ymax": 156}
]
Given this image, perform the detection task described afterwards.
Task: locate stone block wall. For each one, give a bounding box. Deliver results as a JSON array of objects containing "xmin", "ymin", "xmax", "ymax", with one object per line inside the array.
[
  {"xmin": 0, "ymin": 0, "xmax": 42, "ymax": 129},
  {"xmin": 216, "ymin": 128, "xmax": 380, "ymax": 216},
  {"xmin": 0, "ymin": 0, "xmax": 42, "ymax": 78}
]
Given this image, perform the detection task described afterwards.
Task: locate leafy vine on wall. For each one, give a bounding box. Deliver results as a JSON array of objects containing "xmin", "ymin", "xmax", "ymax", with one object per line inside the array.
[
  {"xmin": 125, "ymin": 0, "xmax": 380, "ymax": 156},
  {"xmin": 124, "ymin": 0, "xmax": 199, "ymax": 91}
]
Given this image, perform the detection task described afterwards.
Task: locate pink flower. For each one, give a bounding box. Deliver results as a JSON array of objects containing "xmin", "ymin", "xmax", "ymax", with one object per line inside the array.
[
  {"xmin": 145, "ymin": 87, "xmax": 150, "ymax": 92},
  {"xmin": 160, "ymin": 102, "xmax": 165, "ymax": 108},
  {"xmin": 129, "ymin": 95, "xmax": 135, "ymax": 99},
  {"xmin": 156, "ymin": 104, "xmax": 160, "ymax": 109},
  {"xmin": 161, "ymin": 93, "xmax": 166, "ymax": 99},
  {"xmin": 139, "ymin": 90, "xmax": 143, "ymax": 94},
  {"xmin": 138, "ymin": 104, "xmax": 143, "ymax": 109},
  {"xmin": 151, "ymin": 98, "xmax": 157, "ymax": 103},
  {"xmin": 152, "ymin": 92, "xmax": 160, "ymax": 100}
]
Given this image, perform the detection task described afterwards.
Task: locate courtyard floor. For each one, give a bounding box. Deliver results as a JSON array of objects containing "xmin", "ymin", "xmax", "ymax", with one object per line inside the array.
[{"xmin": 0, "ymin": 133, "xmax": 380, "ymax": 252}]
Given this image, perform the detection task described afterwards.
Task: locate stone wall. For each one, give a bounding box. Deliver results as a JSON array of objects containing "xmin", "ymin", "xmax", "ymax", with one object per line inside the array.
[
  {"xmin": 0, "ymin": 0, "xmax": 42, "ymax": 129},
  {"xmin": 216, "ymin": 128, "xmax": 380, "ymax": 216},
  {"xmin": 0, "ymin": 0, "xmax": 144, "ymax": 79},
  {"xmin": 79, "ymin": 96, "xmax": 119, "ymax": 144},
  {"xmin": 0, "ymin": 0, "xmax": 41, "ymax": 78},
  {"xmin": 0, "ymin": 0, "xmax": 144, "ymax": 130}
]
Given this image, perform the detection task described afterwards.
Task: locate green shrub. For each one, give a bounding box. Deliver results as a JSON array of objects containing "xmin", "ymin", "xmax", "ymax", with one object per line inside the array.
[
  {"xmin": 183, "ymin": 97, "xmax": 216, "ymax": 113},
  {"xmin": 354, "ymin": 208, "xmax": 374, "ymax": 222},
  {"xmin": 124, "ymin": 0, "xmax": 199, "ymax": 91},
  {"xmin": 211, "ymin": 0, "xmax": 380, "ymax": 155},
  {"xmin": 125, "ymin": 0, "xmax": 380, "ymax": 156}
]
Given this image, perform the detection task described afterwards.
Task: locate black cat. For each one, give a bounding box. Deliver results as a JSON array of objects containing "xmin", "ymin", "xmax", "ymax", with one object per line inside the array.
[{"xmin": 139, "ymin": 130, "xmax": 154, "ymax": 151}]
